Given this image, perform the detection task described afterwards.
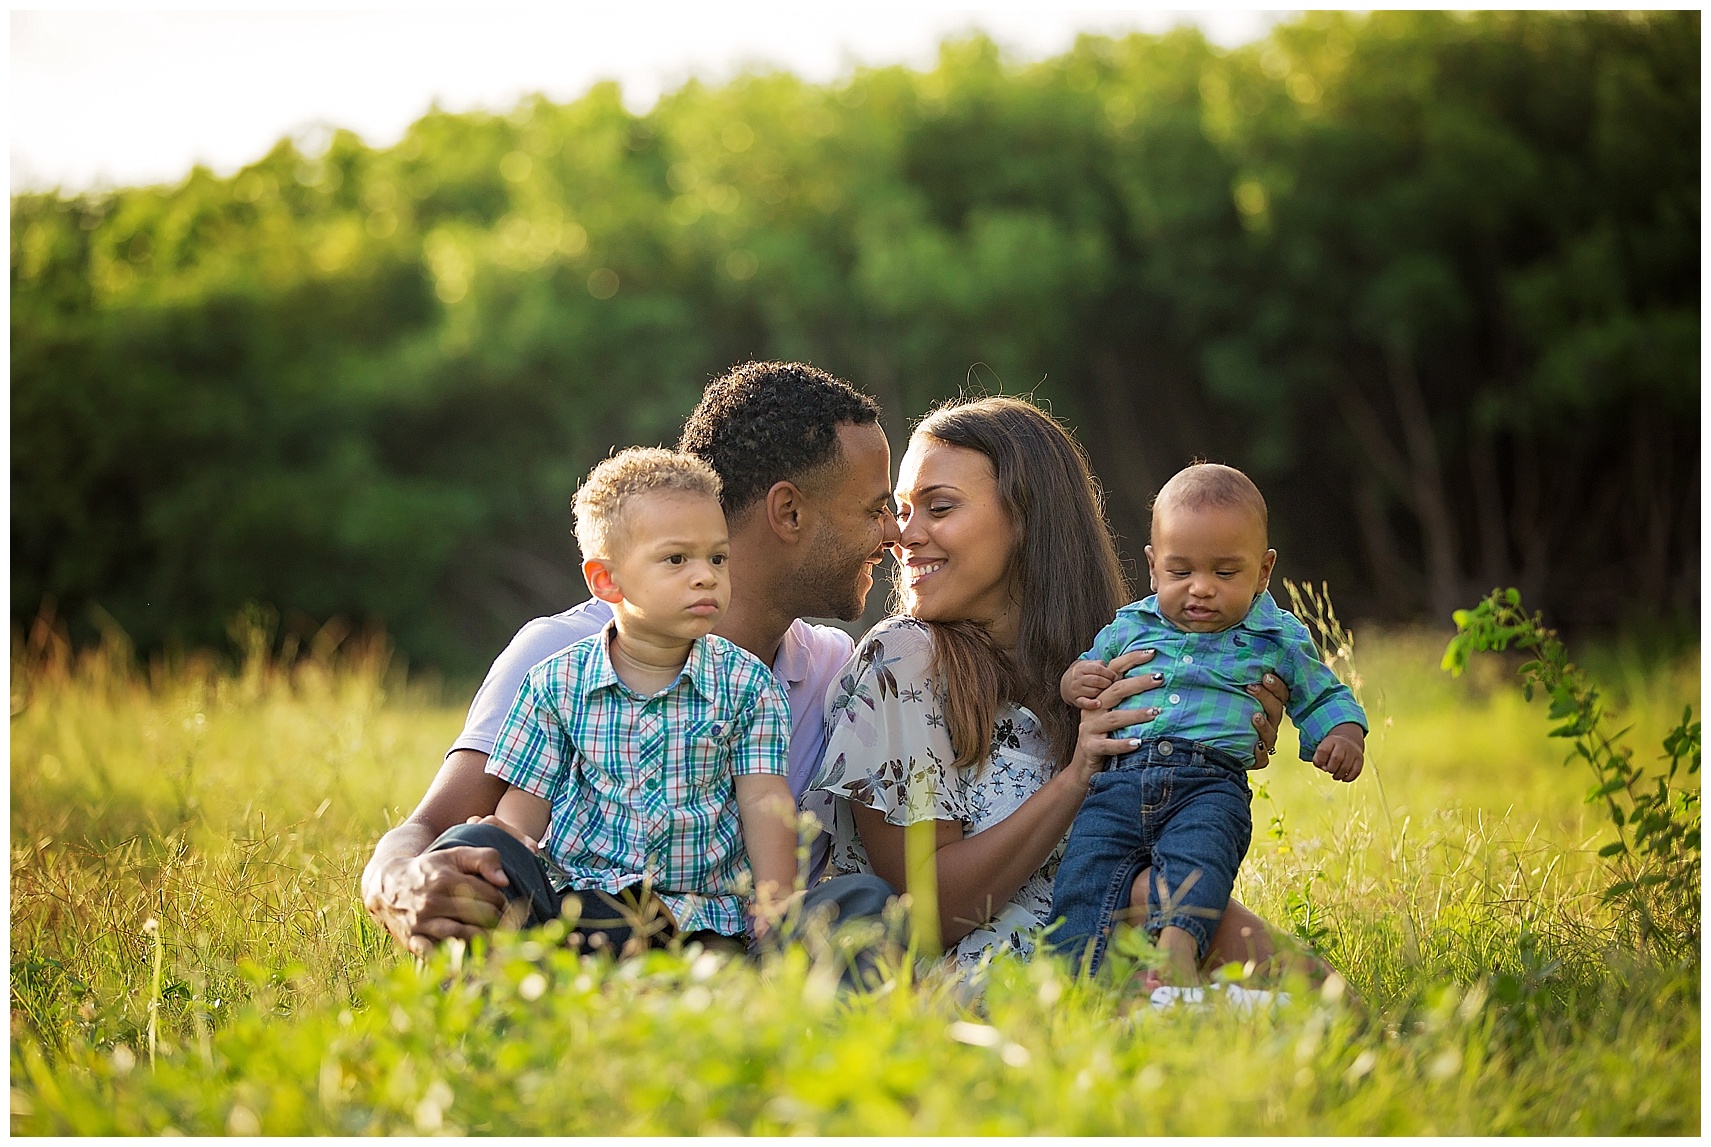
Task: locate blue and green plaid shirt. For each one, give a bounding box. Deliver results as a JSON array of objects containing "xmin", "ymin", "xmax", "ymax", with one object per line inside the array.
[
  {"xmin": 1082, "ymin": 591, "xmax": 1366, "ymax": 765},
  {"xmin": 486, "ymin": 624, "xmax": 790, "ymax": 937}
]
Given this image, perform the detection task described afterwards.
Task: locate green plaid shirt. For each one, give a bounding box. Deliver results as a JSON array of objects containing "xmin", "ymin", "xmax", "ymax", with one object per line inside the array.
[
  {"xmin": 486, "ymin": 625, "xmax": 790, "ymax": 936},
  {"xmin": 1083, "ymin": 591, "xmax": 1366, "ymax": 764}
]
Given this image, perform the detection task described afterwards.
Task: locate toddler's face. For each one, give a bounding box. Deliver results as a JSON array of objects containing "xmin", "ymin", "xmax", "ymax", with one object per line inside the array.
[
  {"xmin": 598, "ymin": 490, "xmax": 731, "ymax": 643},
  {"xmin": 1145, "ymin": 503, "xmax": 1276, "ymax": 633}
]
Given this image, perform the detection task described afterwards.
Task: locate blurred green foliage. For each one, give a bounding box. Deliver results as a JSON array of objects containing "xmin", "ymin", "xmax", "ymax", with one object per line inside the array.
[{"xmin": 12, "ymin": 12, "xmax": 1699, "ymax": 673}]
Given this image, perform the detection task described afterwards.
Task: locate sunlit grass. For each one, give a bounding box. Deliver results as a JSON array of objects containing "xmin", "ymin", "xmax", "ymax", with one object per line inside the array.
[{"xmin": 9, "ymin": 626, "xmax": 1700, "ymax": 1134}]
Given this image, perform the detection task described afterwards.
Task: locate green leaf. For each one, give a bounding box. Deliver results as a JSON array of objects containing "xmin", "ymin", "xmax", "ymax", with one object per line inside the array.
[{"xmin": 1598, "ymin": 841, "xmax": 1627, "ymax": 857}]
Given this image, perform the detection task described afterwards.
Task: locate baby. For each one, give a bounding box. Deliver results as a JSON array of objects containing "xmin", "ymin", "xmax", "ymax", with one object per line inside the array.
[
  {"xmin": 460, "ymin": 446, "xmax": 798, "ymax": 953},
  {"xmin": 1048, "ymin": 462, "xmax": 1366, "ymax": 982}
]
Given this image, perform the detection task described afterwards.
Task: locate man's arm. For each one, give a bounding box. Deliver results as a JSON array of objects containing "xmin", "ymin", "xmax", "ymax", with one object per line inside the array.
[
  {"xmin": 362, "ymin": 602, "xmax": 611, "ymax": 956},
  {"xmin": 361, "ymin": 748, "xmax": 512, "ymax": 957}
]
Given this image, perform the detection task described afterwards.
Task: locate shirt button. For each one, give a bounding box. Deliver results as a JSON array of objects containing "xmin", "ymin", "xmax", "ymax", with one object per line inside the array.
[
  {"xmin": 1182, "ymin": 655, "xmax": 1194, "ymax": 664},
  {"xmin": 1168, "ymin": 693, "xmax": 1181, "ymax": 704}
]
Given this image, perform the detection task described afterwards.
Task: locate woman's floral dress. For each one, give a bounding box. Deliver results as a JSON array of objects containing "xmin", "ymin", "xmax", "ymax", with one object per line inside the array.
[{"xmin": 811, "ymin": 616, "xmax": 1062, "ymax": 970}]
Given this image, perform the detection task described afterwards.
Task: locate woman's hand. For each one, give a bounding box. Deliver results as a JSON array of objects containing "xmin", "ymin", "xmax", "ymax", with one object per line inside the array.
[
  {"xmin": 1065, "ymin": 648, "xmax": 1163, "ymax": 786},
  {"xmin": 1246, "ymin": 673, "xmax": 1290, "ymax": 769}
]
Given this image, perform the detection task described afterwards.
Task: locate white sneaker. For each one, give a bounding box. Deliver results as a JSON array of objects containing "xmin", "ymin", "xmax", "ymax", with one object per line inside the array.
[{"xmin": 1149, "ymin": 983, "xmax": 1290, "ymax": 1012}]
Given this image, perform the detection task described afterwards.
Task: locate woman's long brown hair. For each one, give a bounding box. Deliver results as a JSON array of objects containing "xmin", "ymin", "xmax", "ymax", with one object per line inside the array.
[{"xmin": 908, "ymin": 396, "xmax": 1131, "ymax": 771}]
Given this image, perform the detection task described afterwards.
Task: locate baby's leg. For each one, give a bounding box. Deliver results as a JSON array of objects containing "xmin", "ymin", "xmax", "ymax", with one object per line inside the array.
[
  {"xmin": 1145, "ymin": 769, "xmax": 1253, "ymax": 984},
  {"xmin": 1153, "ymin": 926, "xmax": 1202, "ymax": 986},
  {"xmin": 1049, "ymin": 770, "xmax": 1153, "ymax": 976}
]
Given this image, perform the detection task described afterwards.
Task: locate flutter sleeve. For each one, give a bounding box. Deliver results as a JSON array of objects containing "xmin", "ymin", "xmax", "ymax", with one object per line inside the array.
[
  {"xmin": 1276, "ymin": 620, "xmax": 1369, "ymax": 759},
  {"xmin": 811, "ymin": 617, "xmax": 968, "ymax": 826}
]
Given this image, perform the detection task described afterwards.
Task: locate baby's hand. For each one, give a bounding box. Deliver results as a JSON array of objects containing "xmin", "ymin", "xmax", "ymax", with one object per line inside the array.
[
  {"xmin": 1312, "ymin": 724, "xmax": 1365, "ymax": 783},
  {"xmin": 1061, "ymin": 659, "xmax": 1119, "ymax": 709}
]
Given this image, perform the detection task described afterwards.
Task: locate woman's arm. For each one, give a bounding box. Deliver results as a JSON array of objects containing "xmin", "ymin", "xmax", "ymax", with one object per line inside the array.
[
  {"xmin": 846, "ymin": 650, "xmax": 1289, "ymax": 948},
  {"xmin": 853, "ymin": 690, "xmax": 1159, "ymax": 947}
]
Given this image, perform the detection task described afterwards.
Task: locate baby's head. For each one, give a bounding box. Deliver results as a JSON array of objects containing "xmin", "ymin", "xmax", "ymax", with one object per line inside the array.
[
  {"xmin": 1145, "ymin": 463, "xmax": 1276, "ymax": 633},
  {"xmin": 573, "ymin": 447, "xmax": 730, "ymax": 641}
]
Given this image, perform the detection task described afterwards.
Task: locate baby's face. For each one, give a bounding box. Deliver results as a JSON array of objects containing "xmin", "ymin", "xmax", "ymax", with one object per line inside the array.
[{"xmin": 1145, "ymin": 503, "xmax": 1277, "ymax": 633}]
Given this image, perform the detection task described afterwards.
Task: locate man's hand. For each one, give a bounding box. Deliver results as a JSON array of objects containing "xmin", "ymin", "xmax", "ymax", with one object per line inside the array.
[
  {"xmin": 1062, "ymin": 659, "xmax": 1119, "ymax": 709},
  {"xmin": 1246, "ymin": 673, "xmax": 1290, "ymax": 770},
  {"xmin": 1312, "ymin": 723, "xmax": 1365, "ymax": 783},
  {"xmin": 363, "ymin": 848, "xmax": 511, "ymax": 959}
]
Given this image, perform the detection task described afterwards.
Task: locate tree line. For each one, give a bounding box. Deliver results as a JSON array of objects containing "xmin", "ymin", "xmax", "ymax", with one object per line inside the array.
[{"xmin": 12, "ymin": 11, "xmax": 1698, "ymax": 674}]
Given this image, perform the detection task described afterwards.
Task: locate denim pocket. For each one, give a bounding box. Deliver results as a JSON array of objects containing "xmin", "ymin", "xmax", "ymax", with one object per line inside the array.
[{"xmin": 1139, "ymin": 772, "xmax": 1172, "ymax": 816}]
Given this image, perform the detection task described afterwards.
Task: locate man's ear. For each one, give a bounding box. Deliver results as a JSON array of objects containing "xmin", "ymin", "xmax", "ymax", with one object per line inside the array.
[
  {"xmin": 1257, "ymin": 548, "xmax": 1278, "ymax": 591},
  {"xmin": 764, "ymin": 480, "xmax": 809, "ymax": 543},
  {"xmin": 583, "ymin": 558, "xmax": 624, "ymax": 604}
]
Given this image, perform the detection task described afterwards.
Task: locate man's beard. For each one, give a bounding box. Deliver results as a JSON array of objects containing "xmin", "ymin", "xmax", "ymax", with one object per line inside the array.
[{"xmin": 795, "ymin": 522, "xmax": 871, "ymax": 622}]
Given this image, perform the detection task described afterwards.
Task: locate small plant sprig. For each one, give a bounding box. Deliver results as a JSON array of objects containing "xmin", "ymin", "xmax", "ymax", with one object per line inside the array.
[
  {"xmin": 1442, "ymin": 588, "xmax": 1701, "ymax": 959},
  {"xmin": 1282, "ymin": 580, "xmax": 1362, "ymax": 695}
]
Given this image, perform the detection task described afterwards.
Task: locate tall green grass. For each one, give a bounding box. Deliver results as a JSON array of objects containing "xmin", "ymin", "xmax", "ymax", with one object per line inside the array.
[{"xmin": 9, "ymin": 621, "xmax": 1700, "ymax": 1134}]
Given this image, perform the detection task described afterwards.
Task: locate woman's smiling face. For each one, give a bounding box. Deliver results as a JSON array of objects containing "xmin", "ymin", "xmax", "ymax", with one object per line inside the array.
[{"xmin": 894, "ymin": 434, "xmax": 1019, "ymax": 642}]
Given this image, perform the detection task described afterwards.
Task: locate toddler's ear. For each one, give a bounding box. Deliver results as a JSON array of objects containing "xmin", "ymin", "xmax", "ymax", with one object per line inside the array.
[{"xmin": 583, "ymin": 558, "xmax": 624, "ymax": 604}]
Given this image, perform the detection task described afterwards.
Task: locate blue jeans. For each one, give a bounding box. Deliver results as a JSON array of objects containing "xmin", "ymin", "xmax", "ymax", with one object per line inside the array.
[{"xmin": 1049, "ymin": 738, "xmax": 1252, "ymax": 975}]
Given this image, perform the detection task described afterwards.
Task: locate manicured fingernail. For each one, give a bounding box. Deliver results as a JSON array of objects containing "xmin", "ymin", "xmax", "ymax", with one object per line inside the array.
[
  {"xmin": 1142, "ymin": 649, "xmax": 1155, "ymax": 655},
  {"xmin": 1153, "ymin": 672, "xmax": 1164, "ymax": 681},
  {"xmin": 1129, "ymin": 740, "xmax": 1142, "ymax": 748}
]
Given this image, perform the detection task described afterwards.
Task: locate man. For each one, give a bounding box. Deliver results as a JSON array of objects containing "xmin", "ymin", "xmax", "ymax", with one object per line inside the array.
[{"xmin": 363, "ymin": 361, "xmax": 902, "ymax": 956}]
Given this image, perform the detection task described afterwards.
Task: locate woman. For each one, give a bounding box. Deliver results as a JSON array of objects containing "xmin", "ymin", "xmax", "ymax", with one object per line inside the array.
[{"xmin": 811, "ymin": 395, "xmax": 1297, "ymax": 973}]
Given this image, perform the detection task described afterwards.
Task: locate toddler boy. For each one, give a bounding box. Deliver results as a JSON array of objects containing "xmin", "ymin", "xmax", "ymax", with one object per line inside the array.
[
  {"xmin": 1049, "ymin": 463, "xmax": 1366, "ymax": 982},
  {"xmin": 429, "ymin": 447, "xmax": 798, "ymax": 954}
]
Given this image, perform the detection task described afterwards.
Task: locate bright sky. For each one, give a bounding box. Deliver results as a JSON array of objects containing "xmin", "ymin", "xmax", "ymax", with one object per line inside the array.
[{"xmin": 11, "ymin": 6, "xmax": 1287, "ymax": 192}]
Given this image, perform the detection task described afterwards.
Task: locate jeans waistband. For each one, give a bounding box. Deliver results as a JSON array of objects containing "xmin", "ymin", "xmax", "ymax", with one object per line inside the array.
[{"xmin": 1113, "ymin": 737, "xmax": 1249, "ymax": 773}]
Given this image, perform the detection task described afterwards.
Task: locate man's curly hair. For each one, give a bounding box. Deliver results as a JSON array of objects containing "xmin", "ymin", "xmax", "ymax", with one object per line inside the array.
[{"xmin": 678, "ymin": 361, "xmax": 883, "ymax": 516}]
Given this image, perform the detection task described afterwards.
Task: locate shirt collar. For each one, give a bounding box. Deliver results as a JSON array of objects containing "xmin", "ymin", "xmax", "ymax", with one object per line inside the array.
[
  {"xmin": 1134, "ymin": 589, "xmax": 1287, "ymax": 634},
  {"xmin": 584, "ymin": 621, "xmax": 715, "ymax": 701},
  {"xmin": 770, "ymin": 619, "xmax": 809, "ymax": 688}
]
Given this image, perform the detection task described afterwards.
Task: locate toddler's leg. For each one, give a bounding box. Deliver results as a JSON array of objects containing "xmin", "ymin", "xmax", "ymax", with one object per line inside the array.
[
  {"xmin": 427, "ymin": 822, "xmax": 560, "ymax": 927},
  {"xmin": 1145, "ymin": 771, "xmax": 1253, "ymax": 983},
  {"xmin": 1049, "ymin": 772, "xmax": 1152, "ymax": 976}
]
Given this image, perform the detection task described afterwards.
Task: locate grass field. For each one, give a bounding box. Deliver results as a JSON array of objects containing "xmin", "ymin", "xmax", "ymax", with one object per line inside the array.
[{"xmin": 9, "ymin": 617, "xmax": 1701, "ymax": 1134}]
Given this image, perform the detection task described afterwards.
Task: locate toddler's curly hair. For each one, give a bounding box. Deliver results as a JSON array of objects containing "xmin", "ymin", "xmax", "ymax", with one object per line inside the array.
[{"xmin": 573, "ymin": 447, "xmax": 722, "ymax": 559}]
